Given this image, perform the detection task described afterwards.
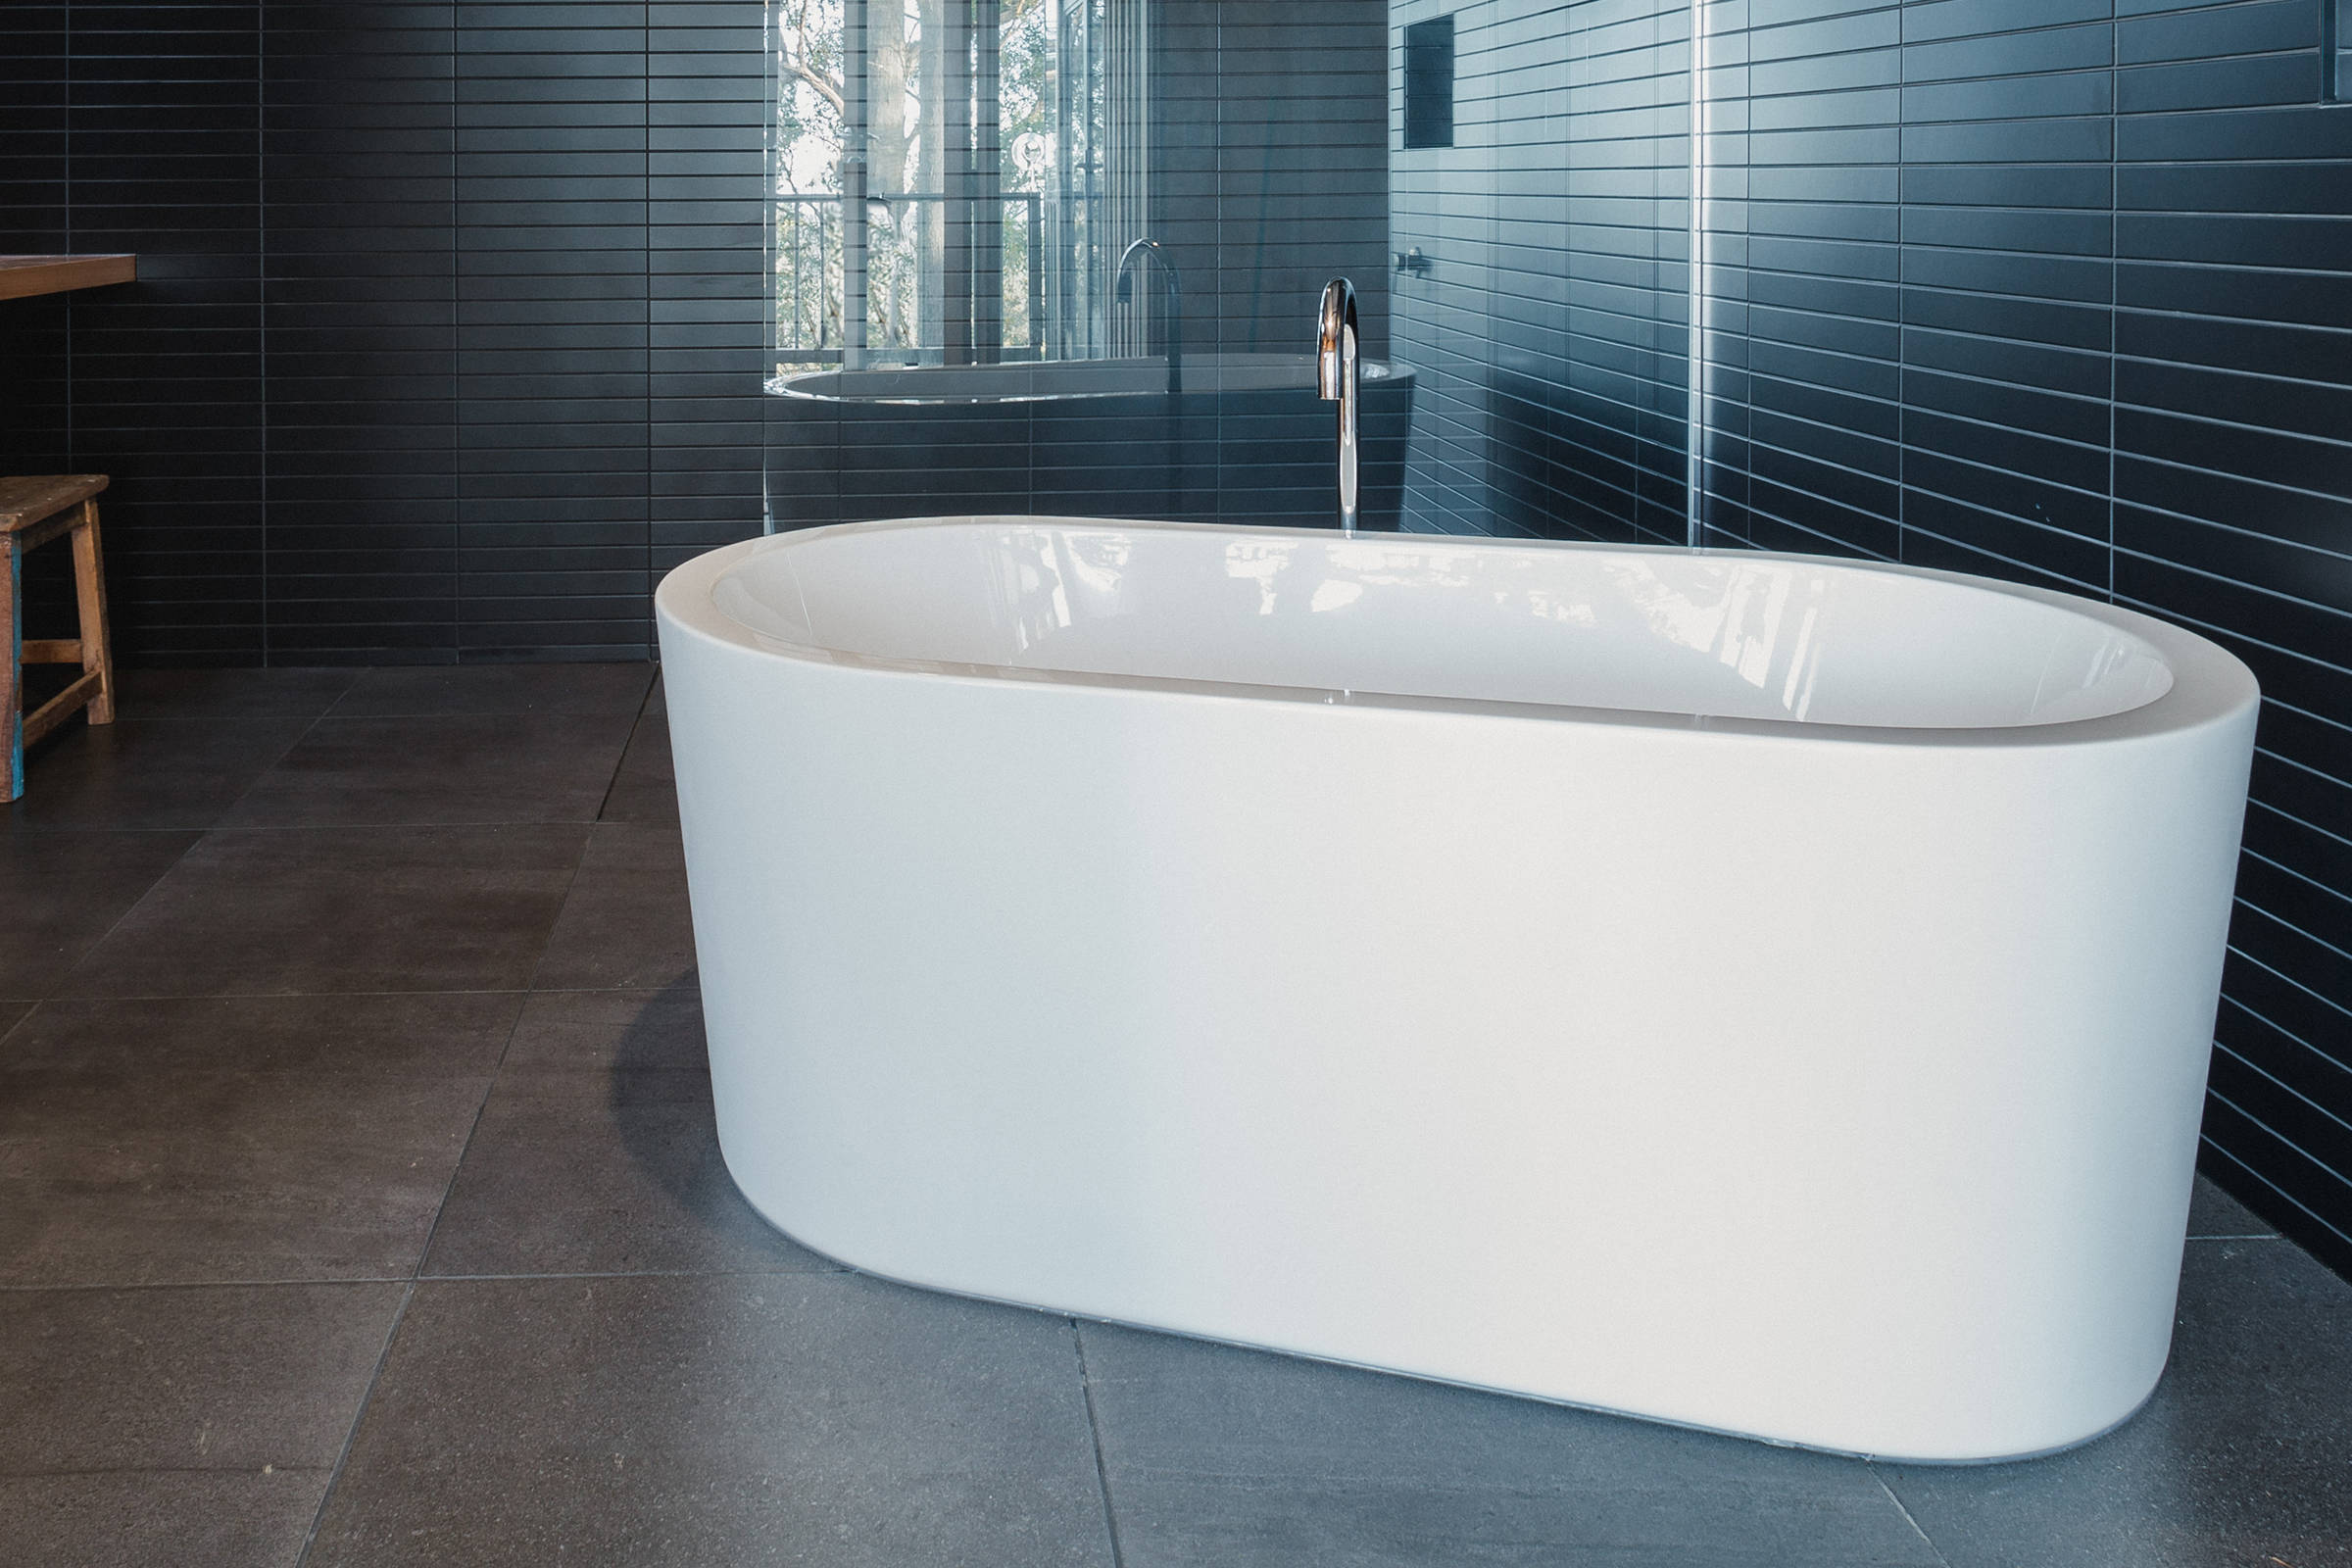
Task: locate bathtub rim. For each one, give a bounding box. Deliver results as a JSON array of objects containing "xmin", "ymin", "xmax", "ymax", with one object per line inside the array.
[
  {"xmin": 655, "ymin": 515, "xmax": 2259, "ymax": 752},
  {"xmin": 764, "ymin": 352, "xmax": 1415, "ymax": 405}
]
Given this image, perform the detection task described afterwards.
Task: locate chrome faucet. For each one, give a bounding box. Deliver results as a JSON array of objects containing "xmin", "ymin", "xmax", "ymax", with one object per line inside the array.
[
  {"xmin": 1317, "ymin": 277, "xmax": 1359, "ymax": 536},
  {"xmin": 1114, "ymin": 238, "xmax": 1183, "ymax": 396}
]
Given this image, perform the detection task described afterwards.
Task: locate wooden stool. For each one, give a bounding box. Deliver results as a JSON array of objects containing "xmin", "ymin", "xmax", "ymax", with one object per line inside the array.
[{"xmin": 2, "ymin": 474, "xmax": 116, "ymax": 802}]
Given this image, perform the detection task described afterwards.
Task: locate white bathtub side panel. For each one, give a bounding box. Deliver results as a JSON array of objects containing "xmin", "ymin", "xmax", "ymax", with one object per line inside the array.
[{"xmin": 659, "ymin": 617, "xmax": 2253, "ymax": 1462}]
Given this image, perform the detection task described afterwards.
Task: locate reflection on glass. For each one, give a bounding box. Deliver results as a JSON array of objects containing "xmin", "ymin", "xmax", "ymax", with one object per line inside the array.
[{"xmin": 769, "ymin": 0, "xmax": 1149, "ymax": 379}]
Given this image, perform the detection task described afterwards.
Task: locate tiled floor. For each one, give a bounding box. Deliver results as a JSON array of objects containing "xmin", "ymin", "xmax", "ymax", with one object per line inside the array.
[{"xmin": 2, "ymin": 663, "xmax": 2348, "ymax": 1567}]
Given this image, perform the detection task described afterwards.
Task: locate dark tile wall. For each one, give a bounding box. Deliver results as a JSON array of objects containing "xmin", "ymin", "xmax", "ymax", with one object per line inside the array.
[
  {"xmin": 73, "ymin": 4, "xmax": 270, "ymax": 659},
  {"xmin": 269, "ymin": 3, "xmax": 455, "ymax": 661},
  {"xmin": 1693, "ymin": 0, "xmax": 2352, "ymax": 1277},
  {"xmin": 651, "ymin": 4, "xmax": 765, "ymax": 594},
  {"xmin": 0, "ymin": 1, "xmax": 766, "ymax": 664},
  {"xmin": 1389, "ymin": 0, "xmax": 1692, "ymax": 542},
  {"xmin": 0, "ymin": 6, "xmax": 74, "ymax": 615},
  {"xmin": 456, "ymin": 4, "xmax": 648, "ymax": 660},
  {"xmin": 1158, "ymin": 1, "xmax": 1393, "ymax": 363}
]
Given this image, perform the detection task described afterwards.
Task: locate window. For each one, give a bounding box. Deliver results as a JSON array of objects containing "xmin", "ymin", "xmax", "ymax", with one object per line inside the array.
[{"xmin": 769, "ymin": 0, "xmax": 1150, "ymax": 378}]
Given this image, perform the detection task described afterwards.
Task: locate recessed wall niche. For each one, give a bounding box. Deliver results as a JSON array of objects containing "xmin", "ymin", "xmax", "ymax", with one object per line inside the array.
[{"xmin": 1401, "ymin": 16, "xmax": 1454, "ymax": 150}]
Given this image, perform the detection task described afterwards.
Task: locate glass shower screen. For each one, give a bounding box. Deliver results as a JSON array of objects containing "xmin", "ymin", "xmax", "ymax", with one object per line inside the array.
[{"xmin": 759, "ymin": 2, "xmax": 1686, "ymax": 546}]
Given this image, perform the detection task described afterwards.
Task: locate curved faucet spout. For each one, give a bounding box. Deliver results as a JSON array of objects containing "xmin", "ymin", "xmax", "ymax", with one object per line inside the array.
[
  {"xmin": 1317, "ymin": 278, "xmax": 1359, "ymax": 536},
  {"xmin": 1114, "ymin": 238, "xmax": 1184, "ymax": 397}
]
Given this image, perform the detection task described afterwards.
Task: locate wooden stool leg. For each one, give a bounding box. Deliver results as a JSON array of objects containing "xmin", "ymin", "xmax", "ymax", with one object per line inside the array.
[
  {"xmin": 4, "ymin": 539, "xmax": 22, "ymax": 802},
  {"xmin": 71, "ymin": 497, "xmax": 115, "ymax": 726}
]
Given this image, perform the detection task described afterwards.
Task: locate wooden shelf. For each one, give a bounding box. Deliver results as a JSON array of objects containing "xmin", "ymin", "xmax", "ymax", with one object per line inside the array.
[{"xmin": 0, "ymin": 255, "xmax": 138, "ymax": 302}]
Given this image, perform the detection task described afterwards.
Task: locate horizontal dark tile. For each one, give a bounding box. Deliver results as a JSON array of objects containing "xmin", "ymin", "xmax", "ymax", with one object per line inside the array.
[
  {"xmin": 2199, "ymin": 1097, "xmax": 2352, "ymax": 1276},
  {"xmin": 2227, "ymin": 894, "xmax": 2352, "ymax": 1036},
  {"xmin": 2199, "ymin": 1127, "xmax": 2352, "ymax": 1282},
  {"xmin": 2219, "ymin": 951, "xmax": 2352, "ymax": 1102}
]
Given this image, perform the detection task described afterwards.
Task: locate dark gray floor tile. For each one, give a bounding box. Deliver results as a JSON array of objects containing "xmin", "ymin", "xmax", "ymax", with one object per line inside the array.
[
  {"xmin": 111, "ymin": 666, "xmax": 359, "ymax": 720},
  {"xmin": 498, "ymin": 982, "xmax": 708, "ymax": 1079},
  {"xmin": 306, "ymin": 1273, "xmax": 1115, "ymax": 1567},
  {"xmin": 331, "ymin": 662, "xmax": 655, "ymax": 718},
  {"xmin": 0, "ymin": 1282, "xmax": 403, "ymax": 1471},
  {"xmin": 0, "ymin": 995, "xmax": 518, "ymax": 1285},
  {"xmin": 58, "ymin": 825, "xmax": 587, "ymax": 998},
  {"xmin": 0, "ymin": 829, "xmax": 198, "ymax": 999},
  {"xmin": 1079, "ymin": 1324, "xmax": 1942, "ymax": 1568},
  {"xmin": 0, "ymin": 1470, "xmax": 328, "ymax": 1568},
  {"xmin": 0, "ymin": 1281, "xmax": 397, "ymax": 1563},
  {"xmin": 0, "ymin": 992, "xmax": 520, "ymax": 1076},
  {"xmin": 220, "ymin": 712, "xmax": 637, "ymax": 827},
  {"xmin": 422, "ymin": 988, "xmax": 826, "ymax": 1277},
  {"xmin": 2186, "ymin": 1174, "xmax": 2278, "ymax": 1239},
  {"xmin": 1102, "ymin": 1475, "xmax": 1935, "ymax": 1568},
  {"xmin": 9, "ymin": 717, "xmax": 314, "ymax": 830},
  {"xmin": 0, "ymin": 998, "xmax": 30, "ymax": 1039},
  {"xmin": 598, "ymin": 700, "xmax": 677, "ymax": 823},
  {"xmin": 1881, "ymin": 1238, "xmax": 2352, "ymax": 1568},
  {"xmin": 532, "ymin": 824, "xmax": 697, "ymax": 990}
]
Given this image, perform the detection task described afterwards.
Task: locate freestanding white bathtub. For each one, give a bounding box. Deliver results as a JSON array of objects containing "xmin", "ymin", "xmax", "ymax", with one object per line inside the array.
[{"xmin": 655, "ymin": 516, "xmax": 2258, "ymax": 1463}]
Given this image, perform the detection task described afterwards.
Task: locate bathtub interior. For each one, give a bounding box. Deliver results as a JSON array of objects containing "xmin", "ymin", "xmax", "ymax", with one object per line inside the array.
[{"xmin": 707, "ymin": 519, "xmax": 2177, "ymax": 730}]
